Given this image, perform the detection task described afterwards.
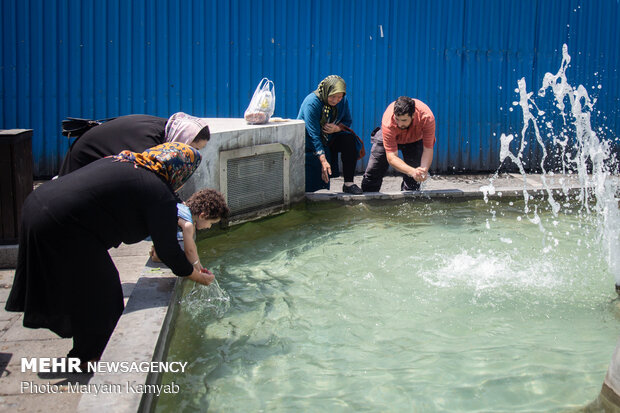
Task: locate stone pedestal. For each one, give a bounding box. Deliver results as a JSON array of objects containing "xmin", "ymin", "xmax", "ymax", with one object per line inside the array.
[
  {"xmin": 178, "ymin": 118, "xmax": 306, "ymax": 223},
  {"xmin": 0, "ymin": 129, "xmax": 33, "ymax": 268}
]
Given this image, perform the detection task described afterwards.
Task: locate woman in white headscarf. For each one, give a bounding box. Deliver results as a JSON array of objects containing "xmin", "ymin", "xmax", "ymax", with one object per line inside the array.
[
  {"xmin": 164, "ymin": 112, "xmax": 211, "ymax": 145},
  {"xmin": 58, "ymin": 112, "xmax": 210, "ymax": 176}
]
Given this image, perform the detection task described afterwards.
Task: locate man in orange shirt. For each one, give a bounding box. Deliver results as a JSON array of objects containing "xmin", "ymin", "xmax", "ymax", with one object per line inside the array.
[{"xmin": 361, "ymin": 96, "xmax": 436, "ymax": 192}]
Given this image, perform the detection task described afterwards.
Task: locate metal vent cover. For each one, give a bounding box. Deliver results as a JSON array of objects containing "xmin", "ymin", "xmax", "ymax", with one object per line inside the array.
[{"xmin": 220, "ymin": 143, "xmax": 290, "ymax": 219}]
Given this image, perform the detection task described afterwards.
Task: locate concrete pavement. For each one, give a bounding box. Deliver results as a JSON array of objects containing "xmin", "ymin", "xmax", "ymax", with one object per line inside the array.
[{"xmin": 0, "ymin": 241, "xmax": 154, "ymax": 413}]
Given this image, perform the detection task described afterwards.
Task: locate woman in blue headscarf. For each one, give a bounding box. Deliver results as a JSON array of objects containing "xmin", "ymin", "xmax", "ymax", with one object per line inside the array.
[
  {"xmin": 297, "ymin": 75, "xmax": 363, "ymax": 193},
  {"xmin": 5, "ymin": 142, "xmax": 229, "ymax": 366}
]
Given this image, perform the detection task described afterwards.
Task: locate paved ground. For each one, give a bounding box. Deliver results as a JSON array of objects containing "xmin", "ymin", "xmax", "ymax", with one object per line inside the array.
[
  {"xmin": 0, "ymin": 241, "xmax": 151, "ymax": 413},
  {"xmin": 0, "ymin": 172, "xmax": 608, "ymax": 412}
]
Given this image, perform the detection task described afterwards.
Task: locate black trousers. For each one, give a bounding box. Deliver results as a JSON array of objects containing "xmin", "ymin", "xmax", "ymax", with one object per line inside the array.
[
  {"xmin": 327, "ymin": 131, "xmax": 358, "ymax": 182},
  {"xmin": 361, "ymin": 129, "xmax": 424, "ymax": 192}
]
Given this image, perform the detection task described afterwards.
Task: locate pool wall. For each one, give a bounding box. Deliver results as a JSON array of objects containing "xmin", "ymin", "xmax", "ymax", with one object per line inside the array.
[
  {"xmin": 76, "ymin": 258, "xmax": 180, "ymax": 413},
  {"xmin": 598, "ymin": 340, "xmax": 620, "ymax": 411}
]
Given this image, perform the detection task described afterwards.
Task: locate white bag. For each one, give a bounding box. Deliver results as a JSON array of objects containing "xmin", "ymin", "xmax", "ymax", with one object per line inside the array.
[{"xmin": 244, "ymin": 78, "xmax": 275, "ymax": 124}]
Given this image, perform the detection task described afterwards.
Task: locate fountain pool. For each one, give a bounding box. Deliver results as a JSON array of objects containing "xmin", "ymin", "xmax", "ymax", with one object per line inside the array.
[{"xmin": 154, "ymin": 198, "xmax": 618, "ymax": 412}]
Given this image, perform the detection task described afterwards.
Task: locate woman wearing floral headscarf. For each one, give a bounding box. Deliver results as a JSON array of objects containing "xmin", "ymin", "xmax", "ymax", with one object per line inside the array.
[
  {"xmin": 58, "ymin": 112, "xmax": 210, "ymax": 176},
  {"xmin": 6, "ymin": 142, "xmax": 229, "ymax": 367},
  {"xmin": 297, "ymin": 75, "xmax": 363, "ymax": 193}
]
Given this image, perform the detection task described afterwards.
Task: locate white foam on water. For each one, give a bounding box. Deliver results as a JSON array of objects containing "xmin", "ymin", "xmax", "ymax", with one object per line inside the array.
[{"xmin": 421, "ymin": 251, "xmax": 561, "ymax": 294}]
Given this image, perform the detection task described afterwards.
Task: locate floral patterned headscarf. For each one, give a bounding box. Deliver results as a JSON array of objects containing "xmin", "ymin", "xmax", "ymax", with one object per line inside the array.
[{"xmin": 110, "ymin": 142, "xmax": 201, "ymax": 191}]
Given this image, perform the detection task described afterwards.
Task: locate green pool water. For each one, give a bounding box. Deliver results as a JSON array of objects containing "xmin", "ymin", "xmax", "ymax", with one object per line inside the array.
[{"xmin": 155, "ymin": 198, "xmax": 619, "ymax": 412}]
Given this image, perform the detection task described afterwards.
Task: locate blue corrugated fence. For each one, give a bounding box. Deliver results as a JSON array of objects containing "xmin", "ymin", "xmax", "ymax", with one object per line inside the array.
[{"xmin": 1, "ymin": 0, "xmax": 619, "ymax": 177}]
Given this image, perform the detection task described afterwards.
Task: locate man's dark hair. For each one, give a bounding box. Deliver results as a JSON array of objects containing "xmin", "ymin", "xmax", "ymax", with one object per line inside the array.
[
  {"xmin": 194, "ymin": 125, "xmax": 211, "ymax": 143},
  {"xmin": 186, "ymin": 188, "xmax": 230, "ymax": 220},
  {"xmin": 393, "ymin": 96, "xmax": 416, "ymax": 117}
]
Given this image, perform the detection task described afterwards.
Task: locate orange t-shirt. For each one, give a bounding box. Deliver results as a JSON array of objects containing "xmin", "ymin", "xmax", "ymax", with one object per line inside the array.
[{"xmin": 381, "ymin": 99, "xmax": 436, "ymax": 153}]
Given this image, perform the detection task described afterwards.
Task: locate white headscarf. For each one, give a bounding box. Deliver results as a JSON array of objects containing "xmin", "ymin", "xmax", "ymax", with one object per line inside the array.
[{"xmin": 165, "ymin": 112, "xmax": 210, "ymax": 144}]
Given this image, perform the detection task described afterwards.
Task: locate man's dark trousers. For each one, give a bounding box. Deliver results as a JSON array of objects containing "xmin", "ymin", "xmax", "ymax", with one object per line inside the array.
[{"xmin": 361, "ymin": 129, "xmax": 424, "ymax": 192}]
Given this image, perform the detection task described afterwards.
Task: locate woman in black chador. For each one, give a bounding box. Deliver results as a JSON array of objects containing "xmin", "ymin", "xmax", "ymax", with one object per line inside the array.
[
  {"xmin": 6, "ymin": 142, "xmax": 229, "ymax": 365},
  {"xmin": 57, "ymin": 112, "xmax": 211, "ymax": 176}
]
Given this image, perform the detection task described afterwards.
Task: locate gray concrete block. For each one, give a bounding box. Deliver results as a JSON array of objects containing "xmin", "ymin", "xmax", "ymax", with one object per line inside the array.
[
  {"xmin": 605, "ymin": 339, "xmax": 620, "ymax": 402},
  {"xmin": 0, "ymin": 245, "xmax": 18, "ymax": 270},
  {"xmin": 178, "ymin": 118, "xmax": 306, "ymax": 220}
]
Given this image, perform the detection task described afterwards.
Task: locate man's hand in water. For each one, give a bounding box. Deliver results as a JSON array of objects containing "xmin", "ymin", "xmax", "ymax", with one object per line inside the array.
[{"xmin": 410, "ymin": 167, "xmax": 429, "ymax": 182}]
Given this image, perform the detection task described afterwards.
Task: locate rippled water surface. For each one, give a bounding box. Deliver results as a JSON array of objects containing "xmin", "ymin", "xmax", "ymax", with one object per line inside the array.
[{"xmin": 156, "ymin": 199, "xmax": 619, "ymax": 412}]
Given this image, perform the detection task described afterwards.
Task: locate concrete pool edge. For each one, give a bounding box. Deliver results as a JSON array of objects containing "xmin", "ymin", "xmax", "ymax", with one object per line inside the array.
[
  {"xmin": 306, "ymin": 185, "xmax": 589, "ymax": 202},
  {"xmin": 79, "ymin": 176, "xmax": 620, "ymax": 412},
  {"xmin": 76, "ymin": 260, "xmax": 181, "ymax": 413}
]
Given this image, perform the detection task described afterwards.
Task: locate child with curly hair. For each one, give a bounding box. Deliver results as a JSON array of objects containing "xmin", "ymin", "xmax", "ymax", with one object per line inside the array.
[{"xmin": 151, "ymin": 189, "xmax": 230, "ymax": 282}]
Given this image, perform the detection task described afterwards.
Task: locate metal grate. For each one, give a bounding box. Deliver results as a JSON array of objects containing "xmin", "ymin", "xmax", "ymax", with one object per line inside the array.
[{"xmin": 226, "ymin": 151, "xmax": 284, "ymax": 216}]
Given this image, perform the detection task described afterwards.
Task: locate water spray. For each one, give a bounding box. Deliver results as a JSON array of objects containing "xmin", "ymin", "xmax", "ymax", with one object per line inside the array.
[{"xmin": 490, "ymin": 44, "xmax": 620, "ymax": 293}]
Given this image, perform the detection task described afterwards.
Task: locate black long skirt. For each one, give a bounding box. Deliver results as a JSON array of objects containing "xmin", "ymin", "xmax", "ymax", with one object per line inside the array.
[{"xmin": 5, "ymin": 190, "xmax": 124, "ymax": 354}]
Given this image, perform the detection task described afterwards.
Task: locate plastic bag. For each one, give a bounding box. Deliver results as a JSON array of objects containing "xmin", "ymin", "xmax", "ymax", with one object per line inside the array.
[{"xmin": 244, "ymin": 78, "xmax": 275, "ymax": 124}]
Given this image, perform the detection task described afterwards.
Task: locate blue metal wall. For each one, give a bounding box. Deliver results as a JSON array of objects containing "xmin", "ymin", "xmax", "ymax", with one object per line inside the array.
[{"xmin": 1, "ymin": 0, "xmax": 619, "ymax": 177}]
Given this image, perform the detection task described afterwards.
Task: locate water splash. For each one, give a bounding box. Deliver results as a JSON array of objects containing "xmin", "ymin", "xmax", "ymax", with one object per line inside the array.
[
  {"xmin": 180, "ymin": 278, "xmax": 231, "ymax": 319},
  {"xmin": 487, "ymin": 44, "xmax": 620, "ymax": 283},
  {"xmin": 421, "ymin": 251, "xmax": 562, "ymax": 294},
  {"xmin": 419, "ymin": 172, "xmax": 431, "ymax": 191}
]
